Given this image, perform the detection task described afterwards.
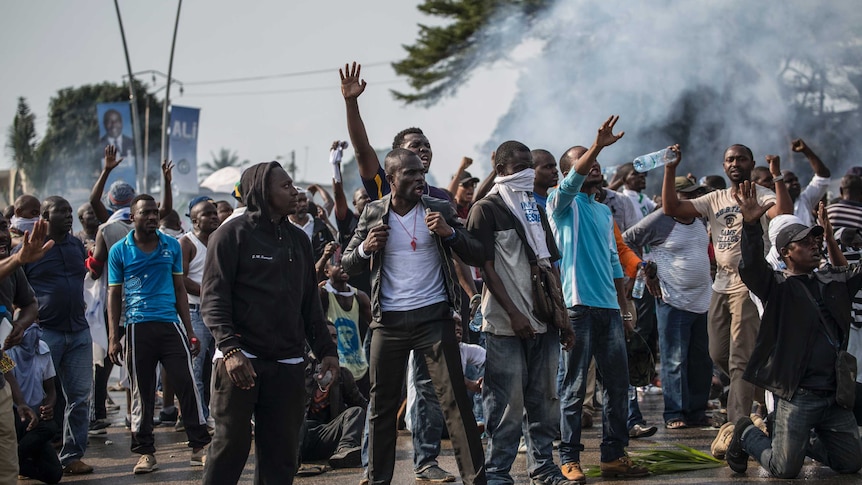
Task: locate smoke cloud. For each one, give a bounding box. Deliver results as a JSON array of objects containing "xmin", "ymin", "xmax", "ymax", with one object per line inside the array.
[{"xmin": 477, "ymin": 1, "xmax": 862, "ymax": 187}]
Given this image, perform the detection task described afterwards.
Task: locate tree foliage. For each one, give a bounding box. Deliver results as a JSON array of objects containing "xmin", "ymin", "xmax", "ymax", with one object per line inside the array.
[
  {"xmin": 391, "ymin": 0, "xmax": 550, "ymax": 105},
  {"xmin": 6, "ymin": 97, "xmax": 46, "ymax": 196},
  {"xmin": 35, "ymin": 81, "xmax": 164, "ymax": 195},
  {"xmin": 200, "ymin": 148, "xmax": 242, "ymax": 178}
]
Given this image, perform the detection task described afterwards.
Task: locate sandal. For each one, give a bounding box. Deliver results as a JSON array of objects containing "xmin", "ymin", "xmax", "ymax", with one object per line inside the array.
[{"xmin": 665, "ymin": 419, "xmax": 688, "ymax": 429}]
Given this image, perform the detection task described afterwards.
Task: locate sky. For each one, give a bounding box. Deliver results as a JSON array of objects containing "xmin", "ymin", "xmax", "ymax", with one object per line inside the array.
[{"xmin": 0, "ymin": 0, "xmax": 519, "ymax": 188}]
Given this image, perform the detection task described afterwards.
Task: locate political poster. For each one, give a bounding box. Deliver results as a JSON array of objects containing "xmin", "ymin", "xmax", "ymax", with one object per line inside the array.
[{"xmin": 168, "ymin": 105, "xmax": 200, "ymax": 193}]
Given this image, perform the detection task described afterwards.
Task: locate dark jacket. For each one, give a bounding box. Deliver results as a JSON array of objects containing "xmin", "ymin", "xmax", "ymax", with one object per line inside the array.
[
  {"xmin": 739, "ymin": 222, "xmax": 862, "ymax": 400},
  {"xmin": 341, "ymin": 195, "xmax": 482, "ymax": 321},
  {"xmin": 304, "ymin": 362, "xmax": 367, "ymax": 422},
  {"xmin": 200, "ymin": 162, "xmax": 337, "ymax": 361}
]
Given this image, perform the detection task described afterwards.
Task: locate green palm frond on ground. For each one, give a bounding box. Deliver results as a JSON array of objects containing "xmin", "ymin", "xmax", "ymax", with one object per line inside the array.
[{"xmin": 584, "ymin": 444, "xmax": 724, "ymax": 477}]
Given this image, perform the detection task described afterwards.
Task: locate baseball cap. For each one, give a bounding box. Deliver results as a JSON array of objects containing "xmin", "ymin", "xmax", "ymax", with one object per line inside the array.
[
  {"xmin": 187, "ymin": 195, "xmax": 213, "ymax": 218},
  {"xmin": 458, "ymin": 171, "xmax": 480, "ymax": 186},
  {"xmin": 674, "ymin": 176, "xmax": 702, "ymax": 193},
  {"xmin": 232, "ymin": 181, "xmax": 242, "ymax": 202},
  {"xmin": 775, "ymin": 223, "xmax": 824, "ymax": 251}
]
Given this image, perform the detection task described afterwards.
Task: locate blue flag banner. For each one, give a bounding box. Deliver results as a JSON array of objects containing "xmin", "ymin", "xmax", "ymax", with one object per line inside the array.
[
  {"xmin": 168, "ymin": 105, "xmax": 200, "ymax": 193},
  {"xmin": 96, "ymin": 102, "xmax": 137, "ymax": 189}
]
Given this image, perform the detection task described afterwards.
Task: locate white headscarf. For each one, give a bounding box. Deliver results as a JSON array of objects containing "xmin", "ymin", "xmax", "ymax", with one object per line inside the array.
[
  {"xmin": 487, "ymin": 168, "xmax": 551, "ymax": 260},
  {"xmin": 767, "ymin": 214, "xmax": 804, "ymax": 270}
]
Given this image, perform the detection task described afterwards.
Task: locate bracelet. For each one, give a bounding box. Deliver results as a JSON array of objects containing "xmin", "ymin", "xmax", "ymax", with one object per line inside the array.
[
  {"xmin": 223, "ymin": 348, "xmax": 242, "ymax": 360},
  {"xmin": 443, "ymin": 229, "xmax": 458, "ymax": 242},
  {"xmin": 621, "ymin": 312, "xmax": 634, "ymax": 322},
  {"xmin": 772, "ymin": 174, "xmax": 785, "ymax": 183}
]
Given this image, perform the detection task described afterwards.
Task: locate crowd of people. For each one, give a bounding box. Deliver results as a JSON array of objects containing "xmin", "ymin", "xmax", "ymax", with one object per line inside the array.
[{"xmin": 1, "ymin": 60, "xmax": 862, "ymax": 485}]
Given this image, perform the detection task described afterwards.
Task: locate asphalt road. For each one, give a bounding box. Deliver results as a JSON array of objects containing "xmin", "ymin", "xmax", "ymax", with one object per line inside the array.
[{"xmin": 25, "ymin": 378, "xmax": 862, "ymax": 484}]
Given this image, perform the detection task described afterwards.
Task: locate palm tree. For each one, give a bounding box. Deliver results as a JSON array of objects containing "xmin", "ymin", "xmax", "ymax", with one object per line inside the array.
[
  {"xmin": 199, "ymin": 148, "xmax": 241, "ymax": 178},
  {"xmin": 6, "ymin": 97, "xmax": 45, "ymax": 195}
]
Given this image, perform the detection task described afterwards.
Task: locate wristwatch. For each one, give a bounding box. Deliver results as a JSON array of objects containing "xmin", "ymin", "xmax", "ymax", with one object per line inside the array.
[{"xmin": 772, "ymin": 174, "xmax": 785, "ymax": 183}]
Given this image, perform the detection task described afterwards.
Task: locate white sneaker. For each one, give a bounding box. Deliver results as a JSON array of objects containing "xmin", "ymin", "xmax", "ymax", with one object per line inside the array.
[{"xmin": 134, "ymin": 454, "xmax": 158, "ymax": 474}]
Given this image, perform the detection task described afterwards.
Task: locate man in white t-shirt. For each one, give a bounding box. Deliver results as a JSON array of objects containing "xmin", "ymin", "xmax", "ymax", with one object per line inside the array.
[
  {"xmin": 783, "ymin": 138, "xmax": 831, "ymax": 227},
  {"xmin": 661, "ymin": 144, "xmax": 792, "ymax": 427}
]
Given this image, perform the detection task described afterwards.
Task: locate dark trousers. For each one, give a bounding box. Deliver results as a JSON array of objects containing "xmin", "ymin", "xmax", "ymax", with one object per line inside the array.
[
  {"xmin": 127, "ymin": 322, "xmax": 211, "ymax": 454},
  {"xmin": 203, "ymin": 358, "xmax": 306, "ymax": 485},
  {"xmin": 17, "ymin": 415, "xmax": 62, "ymax": 484},
  {"xmin": 301, "ymin": 407, "xmax": 365, "ymax": 461},
  {"xmin": 368, "ymin": 301, "xmax": 485, "ymax": 485},
  {"xmin": 635, "ymin": 291, "xmax": 659, "ymax": 359},
  {"xmin": 93, "ymin": 356, "xmax": 113, "ymax": 420}
]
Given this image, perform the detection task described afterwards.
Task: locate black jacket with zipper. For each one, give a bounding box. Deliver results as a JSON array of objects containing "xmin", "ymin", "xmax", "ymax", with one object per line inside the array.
[
  {"xmin": 739, "ymin": 221, "xmax": 862, "ymax": 400},
  {"xmin": 201, "ymin": 162, "xmax": 336, "ymax": 361}
]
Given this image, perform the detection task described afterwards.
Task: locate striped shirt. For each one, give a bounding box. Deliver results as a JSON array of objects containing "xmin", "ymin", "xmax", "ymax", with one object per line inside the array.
[{"xmin": 826, "ymin": 199, "xmax": 862, "ymax": 231}]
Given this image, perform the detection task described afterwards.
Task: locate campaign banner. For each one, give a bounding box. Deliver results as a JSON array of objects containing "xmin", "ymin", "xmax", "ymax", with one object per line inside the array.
[
  {"xmin": 168, "ymin": 105, "xmax": 200, "ymax": 193},
  {"xmin": 96, "ymin": 102, "xmax": 137, "ymax": 189}
]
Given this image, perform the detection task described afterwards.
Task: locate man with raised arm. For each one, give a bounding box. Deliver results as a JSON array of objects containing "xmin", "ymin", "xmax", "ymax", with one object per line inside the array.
[
  {"xmin": 548, "ymin": 116, "xmax": 650, "ymax": 483},
  {"xmin": 726, "ymin": 188, "xmax": 862, "ymax": 478},
  {"xmin": 661, "ymin": 144, "xmax": 792, "ymax": 434},
  {"xmin": 89, "ymin": 145, "xmax": 174, "ymax": 223},
  {"xmin": 341, "ymin": 149, "xmax": 485, "ymax": 485}
]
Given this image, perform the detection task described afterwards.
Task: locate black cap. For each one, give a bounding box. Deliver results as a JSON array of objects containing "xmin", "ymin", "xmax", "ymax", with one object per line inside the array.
[
  {"xmin": 775, "ymin": 223, "xmax": 824, "ymax": 251},
  {"xmin": 458, "ymin": 171, "xmax": 480, "ymax": 186}
]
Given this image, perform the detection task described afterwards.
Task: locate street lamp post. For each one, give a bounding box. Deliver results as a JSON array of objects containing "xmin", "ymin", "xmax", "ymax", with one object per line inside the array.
[
  {"xmin": 113, "ymin": 0, "xmax": 145, "ymax": 193},
  {"xmin": 160, "ymin": 0, "xmax": 183, "ymax": 194}
]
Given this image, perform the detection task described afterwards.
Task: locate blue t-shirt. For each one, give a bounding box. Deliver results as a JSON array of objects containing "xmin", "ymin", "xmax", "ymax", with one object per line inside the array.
[{"xmin": 108, "ymin": 230, "xmax": 183, "ymax": 325}]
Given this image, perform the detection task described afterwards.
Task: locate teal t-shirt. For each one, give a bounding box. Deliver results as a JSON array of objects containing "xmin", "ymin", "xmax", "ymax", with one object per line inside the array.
[{"xmin": 108, "ymin": 230, "xmax": 182, "ymax": 325}]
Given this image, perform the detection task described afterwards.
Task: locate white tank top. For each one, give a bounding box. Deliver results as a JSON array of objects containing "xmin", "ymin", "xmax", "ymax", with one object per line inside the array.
[{"xmin": 182, "ymin": 232, "xmax": 207, "ymax": 304}]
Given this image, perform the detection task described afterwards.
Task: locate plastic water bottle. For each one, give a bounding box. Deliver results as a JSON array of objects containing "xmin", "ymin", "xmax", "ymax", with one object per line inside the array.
[
  {"xmin": 469, "ymin": 305, "xmax": 483, "ymax": 332},
  {"xmin": 631, "ymin": 263, "xmax": 647, "ymax": 299},
  {"xmin": 633, "ymin": 148, "xmax": 677, "ymax": 173}
]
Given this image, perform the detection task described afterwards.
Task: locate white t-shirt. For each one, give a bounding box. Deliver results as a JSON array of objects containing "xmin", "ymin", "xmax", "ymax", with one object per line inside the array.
[
  {"xmin": 380, "ymin": 205, "xmax": 447, "ymax": 312},
  {"xmin": 794, "ymin": 174, "xmax": 830, "ymax": 227},
  {"xmin": 622, "ymin": 188, "xmax": 656, "ymax": 221},
  {"xmin": 690, "ymin": 185, "xmax": 776, "ymax": 293}
]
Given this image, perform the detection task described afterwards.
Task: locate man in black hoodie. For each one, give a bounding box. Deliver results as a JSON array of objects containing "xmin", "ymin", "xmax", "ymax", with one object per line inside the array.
[{"xmin": 201, "ymin": 162, "xmax": 339, "ymax": 485}]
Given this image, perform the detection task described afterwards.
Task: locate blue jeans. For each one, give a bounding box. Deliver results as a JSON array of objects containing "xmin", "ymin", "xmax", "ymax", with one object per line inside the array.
[
  {"xmin": 741, "ymin": 389, "xmax": 862, "ymax": 478},
  {"xmin": 559, "ymin": 306, "xmax": 629, "ymax": 464},
  {"xmin": 41, "ymin": 328, "xmax": 93, "ymax": 465},
  {"xmin": 410, "ymin": 353, "xmax": 444, "ymax": 472},
  {"xmin": 627, "ymin": 386, "xmax": 645, "ymax": 429},
  {"xmin": 655, "ymin": 301, "xmax": 712, "ymax": 423},
  {"xmin": 190, "ymin": 307, "xmax": 215, "ymax": 419},
  {"xmin": 484, "ymin": 331, "xmax": 560, "ymax": 484}
]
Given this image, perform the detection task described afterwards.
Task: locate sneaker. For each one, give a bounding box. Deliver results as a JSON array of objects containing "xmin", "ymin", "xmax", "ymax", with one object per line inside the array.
[
  {"xmin": 63, "ymin": 460, "xmax": 94, "ymax": 475},
  {"xmin": 329, "ymin": 446, "xmax": 361, "ymax": 468},
  {"xmin": 134, "ymin": 454, "xmax": 158, "ymax": 474},
  {"xmin": 581, "ymin": 412, "xmax": 593, "ymax": 429},
  {"xmin": 190, "ymin": 447, "xmax": 206, "ymax": 467},
  {"xmin": 726, "ymin": 416, "xmax": 753, "ymax": 473},
  {"xmin": 175, "ymin": 416, "xmax": 185, "ymax": 432},
  {"xmin": 710, "ymin": 422, "xmax": 734, "ymax": 459},
  {"xmin": 159, "ymin": 405, "xmax": 178, "ymax": 424},
  {"xmin": 88, "ymin": 419, "xmax": 110, "ymax": 435},
  {"xmin": 628, "ymin": 423, "xmax": 658, "ymax": 439},
  {"xmin": 561, "ymin": 462, "xmax": 586, "ymax": 483},
  {"xmin": 600, "ymin": 455, "xmax": 649, "ymax": 478},
  {"xmin": 530, "ymin": 473, "xmax": 581, "ymax": 485},
  {"xmin": 415, "ymin": 465, "xmax": 456, "ymax": 482},
  {"xmin": 750, "ymin": 413, "xmax": 768, "ymax": 434}
]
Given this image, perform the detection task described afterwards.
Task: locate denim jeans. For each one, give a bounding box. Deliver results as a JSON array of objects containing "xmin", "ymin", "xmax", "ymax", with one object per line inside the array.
[
  {"xmin": 484, "ymin": 331, "xmax": 560, "ymax": 484},
  {"xmin": 741, "ymin": 388, "xmax": 862, "ymax": 478},
  {"xmin": 559, "ymin": 306, "xmax": 629, "ymax": 464},
  {"xmin": 190, "ymin": 307, "xmax": 215, "ymax": 419},
  {"xmin": 627, "ymin": 386, "xmax": 645, "ymax": 429},
  {"xmin": 41, "ymin": 328, "xmax": 93, "ymax": 465},
  {"xmin": 655, "ymin": 301, "xmax": 712, "ymax": 423},
  {"xmin": 410, "ymin": 352, "xmax": 444, "ymax": 472}
]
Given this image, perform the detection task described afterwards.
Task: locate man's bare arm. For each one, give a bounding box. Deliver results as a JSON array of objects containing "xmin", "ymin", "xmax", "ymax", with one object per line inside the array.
[
  {"xmin": 448, "ymin": 157, "xmax": 473, "ymax": 196},
  {"xmin": 180, "ymin": 237, "xmax": 200, "ymax": 296},
  {"xmin": 340, "ymin": 62, "xmax": 381, "ymax": 181},
  {"xmin": 661, "ymin": 145, "xmax": 702, "ymax": 219},
  {"xmin": 90, "ymin": 145, "xmax": 123, "ymax": 223},
  {"xmin": 160, "ymin": 160, "xmax": 174, "ymax": 219}
]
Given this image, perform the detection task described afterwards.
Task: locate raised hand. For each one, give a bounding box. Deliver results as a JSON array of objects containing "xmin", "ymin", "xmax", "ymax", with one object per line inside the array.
[
  {"xmin": 340, "ymin": 62, "xmax": 367, "ymax": 100},
  {"xmin": 765, "ymin": 155, "xmax": 781, "ymax": 175},
  {"xmin": 459, "ymin": 157, "xmax": 473, "ymax": 169},
  {"xmin": 817, "ymin": 201, "xmax": 833, "ymax": 236},
  {"xmin": 791, "ymin": 138, "xmax": 808, "ymax": 153},
  {"xmin": 594, "ymin": 115, "xmax": 625, "ymax": 148},
  {"xmin": 15, "ymin": 219, "xmax": 54, "ymax": 266},
  {"xmin": 734, "ymin": 181, "xmax": 775, "ymax": 223},
  {"xmin": 666, "ymin": 144, "xmax": 682, "ymax": 169},
  {"xmin": 162, "ymin": 160, "xmax": 174, "ymax": 184},
  {"xmin": 105, "ymin": 145, "xmax": 124, "ymax": 171}
]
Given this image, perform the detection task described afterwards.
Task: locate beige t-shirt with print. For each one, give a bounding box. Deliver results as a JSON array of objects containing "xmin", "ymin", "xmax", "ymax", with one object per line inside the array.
[{"xmin": 690, "ymin": 184, "xmax": 776, "ymax": 294}]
